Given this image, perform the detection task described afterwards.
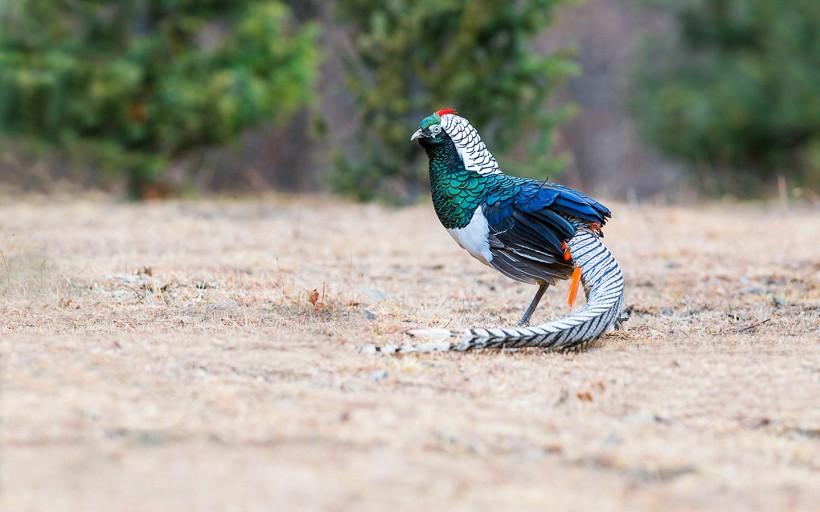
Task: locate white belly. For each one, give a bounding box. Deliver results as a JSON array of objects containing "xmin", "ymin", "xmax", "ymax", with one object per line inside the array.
[{"xmin": 446, "ymin": 207, "xmax": 493, "ymax": 265}]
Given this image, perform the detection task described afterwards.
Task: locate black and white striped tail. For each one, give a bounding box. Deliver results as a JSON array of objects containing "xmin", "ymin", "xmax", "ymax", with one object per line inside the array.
[
  {"xmin": 454, "ymin": 228, "xmax": 624, "ymax": 351},
  {"xmin": 376, "ymin": 228, "xmax": 624, "ymax": 354}
]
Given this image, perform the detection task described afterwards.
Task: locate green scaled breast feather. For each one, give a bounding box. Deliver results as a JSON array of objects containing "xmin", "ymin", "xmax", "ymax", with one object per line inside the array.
[
  {"xmin": 430, "ymin": 170, "xmax": 489, "ymax": 229},
  {"xmin": 428, "ymin": 151, "xmax": 521, "ymax": 229}
]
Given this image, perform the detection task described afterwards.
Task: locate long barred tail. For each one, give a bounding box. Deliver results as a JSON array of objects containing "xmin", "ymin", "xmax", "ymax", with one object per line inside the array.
[
  {"xmin": 453, "ymin": 228, "xmax": 624, "ymax": 351},
  {"xmin": 370, "ymin": 228, "xmax": 624, "ymax": 354}
]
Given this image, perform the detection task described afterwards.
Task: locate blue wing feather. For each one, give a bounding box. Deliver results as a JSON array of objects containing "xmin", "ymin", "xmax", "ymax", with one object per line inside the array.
[{"xmin": 481, "ymin": 177, "xmax": 611, "ymax": 286}]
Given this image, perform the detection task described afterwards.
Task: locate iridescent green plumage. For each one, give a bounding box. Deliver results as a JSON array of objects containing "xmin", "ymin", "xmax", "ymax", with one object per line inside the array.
[
  {"xmin": 418, "ymin": 113, "xmax": 441, "ymax": 130},
  {"xmin": 423, "ymin": 136, "xmax": 488, "ymax": 228}
]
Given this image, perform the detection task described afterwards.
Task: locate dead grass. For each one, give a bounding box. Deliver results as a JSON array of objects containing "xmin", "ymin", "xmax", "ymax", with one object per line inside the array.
[{"xmin": 1, "ymin": 195, "xmax": 818, "ymax": 511}]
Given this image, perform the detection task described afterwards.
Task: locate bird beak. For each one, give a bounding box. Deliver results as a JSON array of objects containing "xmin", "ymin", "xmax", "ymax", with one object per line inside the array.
[{"xmin": 410, "ymin": 129, "xmax": 423, "ymax": 141}]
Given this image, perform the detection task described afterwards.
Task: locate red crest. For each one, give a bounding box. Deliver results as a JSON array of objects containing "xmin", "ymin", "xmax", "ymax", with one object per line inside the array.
[{"xmin": 436, "ymin": 108, "xmax": 458, "ymax": 117}]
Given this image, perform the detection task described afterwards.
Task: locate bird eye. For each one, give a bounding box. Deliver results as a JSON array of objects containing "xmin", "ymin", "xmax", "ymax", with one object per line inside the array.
[{"xmin": 430, "ymin": 125, "xmax": 442, "ymax": 135}]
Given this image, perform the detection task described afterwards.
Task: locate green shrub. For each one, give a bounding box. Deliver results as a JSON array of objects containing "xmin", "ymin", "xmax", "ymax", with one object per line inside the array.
[
  {"xmin": 0, "ymin": 0, "xmax": 320, "ymax": 198},
  {"xmin": 630, "ymin": 0, "xmax": 820, "ymax": 193},
  {"xmin": 332, "ymin": 0, "xmax": 579, "ymax": 202}
]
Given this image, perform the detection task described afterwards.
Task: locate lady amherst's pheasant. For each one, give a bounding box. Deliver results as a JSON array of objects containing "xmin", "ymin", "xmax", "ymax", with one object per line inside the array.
[{"xmin": 402, "ymin": 108, "xmax": 624, "ymax": 352}]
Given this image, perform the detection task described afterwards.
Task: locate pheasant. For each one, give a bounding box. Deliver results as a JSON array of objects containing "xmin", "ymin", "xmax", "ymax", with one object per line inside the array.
[{"xmin": 405, "ymin": 108, "xmax": 624, "ymax": 351}]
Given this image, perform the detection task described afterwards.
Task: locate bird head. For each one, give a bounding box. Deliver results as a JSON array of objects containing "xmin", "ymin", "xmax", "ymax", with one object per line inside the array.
[{"xmin": 411, "ymin": 108, "xmax": 458, "ymax": 146}]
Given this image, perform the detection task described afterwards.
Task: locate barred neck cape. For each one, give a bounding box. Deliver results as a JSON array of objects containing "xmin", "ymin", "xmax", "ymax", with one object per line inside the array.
[{"xmin": 439, "ymin": 113, "xmax": 501, "ymax": 176}]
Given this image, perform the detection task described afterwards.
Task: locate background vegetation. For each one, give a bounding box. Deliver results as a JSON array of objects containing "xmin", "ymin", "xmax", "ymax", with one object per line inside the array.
[
  {"xmin": 331, "ymin": 0, "xmax": 577, "ymax": 201},
  {"xmin": 0, "ymin": 0, "xmax": 817, "ymax": 200},
  {"xmin": 630, "ymin": 0, "xmax": 820, "ymax": 194},
  {"xmin": 0, "ymin": 0, "xmax": 319, "ymax": 198}
]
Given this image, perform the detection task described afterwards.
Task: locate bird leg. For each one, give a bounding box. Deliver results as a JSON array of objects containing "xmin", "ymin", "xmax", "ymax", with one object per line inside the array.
[{"xmin": 518, "ymin": 283, "xmax": 548, "ymax": 326}]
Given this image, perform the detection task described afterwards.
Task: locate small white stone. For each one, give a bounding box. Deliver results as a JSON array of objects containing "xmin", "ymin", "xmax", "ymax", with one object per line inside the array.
[
  {"xmin": 370, "ymin": 369, "xmax": 388, "ymax": 381},
  {"xmin": 379, "ymin": 344, "xmax": 398, "ymax": 354},
  {"xmin": 407, "ymin": 328, "xmax": 455, "ymax": 339}
]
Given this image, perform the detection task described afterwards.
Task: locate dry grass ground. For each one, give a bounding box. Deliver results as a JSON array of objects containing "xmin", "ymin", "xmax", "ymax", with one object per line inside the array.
[{"xmin": 1, "ymin": 195, "xmax": 818, "ymax": 511}]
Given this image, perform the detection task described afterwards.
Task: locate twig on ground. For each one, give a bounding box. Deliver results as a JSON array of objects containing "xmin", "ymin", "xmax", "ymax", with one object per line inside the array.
[{"xmin": 732, "ymin": 318, "xmax": 772, "ymax": 333}]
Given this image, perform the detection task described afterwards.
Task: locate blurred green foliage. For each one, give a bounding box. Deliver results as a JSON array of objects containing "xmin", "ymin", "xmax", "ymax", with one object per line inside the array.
[
  {"xmin": 332, "ymin": 0, "xmax": 579, "ymax": 202},
  {"xmin": 0, "ymin": 0, "xmax": 319, "ymax": 197},
  {"xmin": 631, "ymin": 0, "xmax": 820, "ymax": 193}
]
